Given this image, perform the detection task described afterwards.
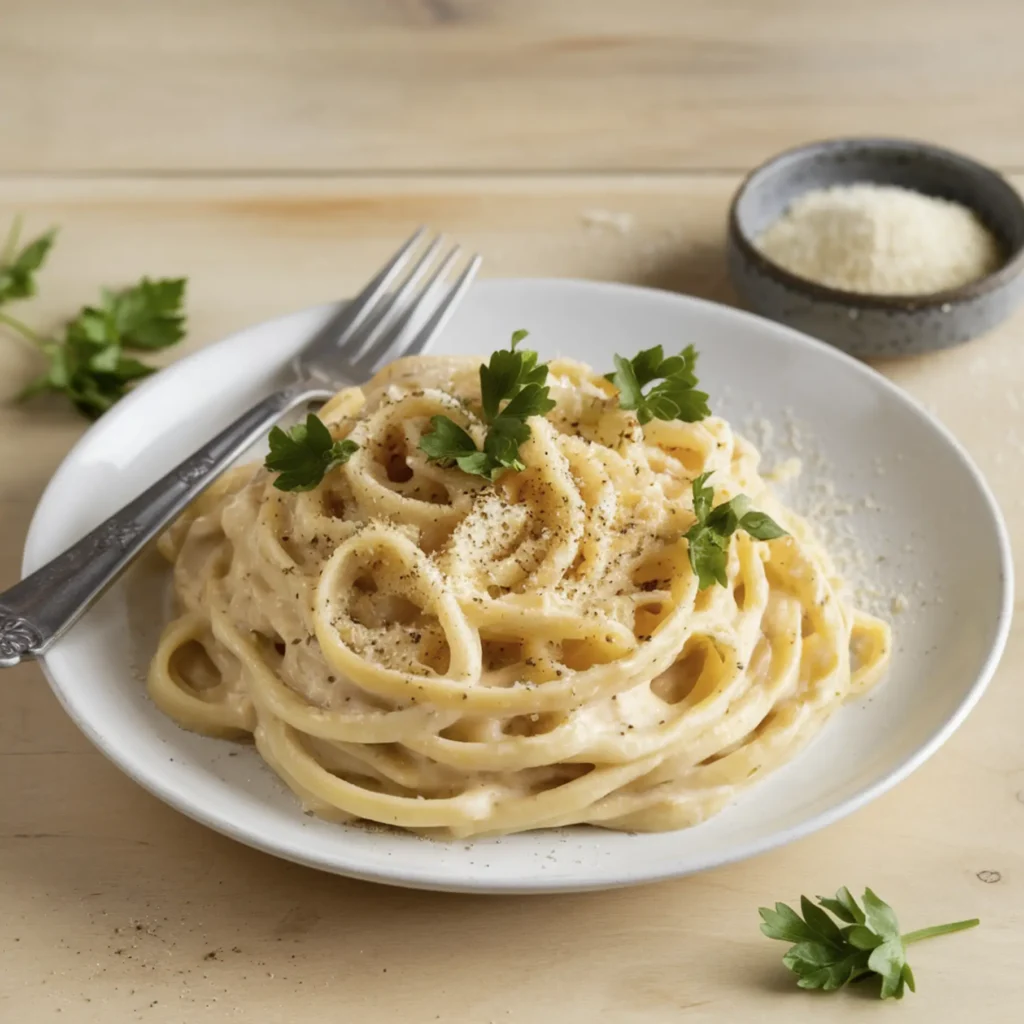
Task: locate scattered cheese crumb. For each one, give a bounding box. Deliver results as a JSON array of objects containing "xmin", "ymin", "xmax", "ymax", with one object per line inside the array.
[
  {"xmin": 891, "ymin": 594, "xmax": 909, "ymax": 614},
  {"xmin": 580, "ymin": 208, "xmax": 634, "ymax": 234}
]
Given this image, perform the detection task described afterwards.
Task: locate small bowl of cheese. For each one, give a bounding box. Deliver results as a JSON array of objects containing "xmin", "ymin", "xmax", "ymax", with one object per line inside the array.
[{"xmin": 727, "ymin": 137, "xmax": 1024, "ymax": 358}]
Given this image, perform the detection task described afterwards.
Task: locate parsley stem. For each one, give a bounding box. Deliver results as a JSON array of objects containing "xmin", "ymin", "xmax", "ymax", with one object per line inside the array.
[
  {"xmin": 0, "ymin": 310, "xmax": 43, "ymax": 348},
  {"xmin": 902, "ymin": 918, "xmax": 980, "ymax": 946},
  {"xmin": 0, "ymin": 213, "xmax": 21, "ymax": 265}
]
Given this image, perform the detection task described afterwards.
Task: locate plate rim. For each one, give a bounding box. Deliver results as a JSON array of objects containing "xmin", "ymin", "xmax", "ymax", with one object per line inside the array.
[{"xmin": 22, "ymin": 278, "xmax": 1016, "ymax": 893}]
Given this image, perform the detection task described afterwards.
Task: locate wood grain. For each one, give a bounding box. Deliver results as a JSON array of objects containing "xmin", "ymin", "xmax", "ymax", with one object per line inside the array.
[
  {"xmin": 2, "ymin": 0, "xmax": 1024, "ymax": 173},
  {"xmin": 1, "ymin": 177, "xmax": 1022, "ymax": 1023}
]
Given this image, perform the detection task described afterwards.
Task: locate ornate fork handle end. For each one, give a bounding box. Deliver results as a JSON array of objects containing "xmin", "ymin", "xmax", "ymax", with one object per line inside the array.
[{"xmin": 0, "ymin": 611, "xmax": 44, "ymax": 668}]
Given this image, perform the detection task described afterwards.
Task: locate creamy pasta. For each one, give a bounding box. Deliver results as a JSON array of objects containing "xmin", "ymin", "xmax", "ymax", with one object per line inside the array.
[{"xmin": 149, "ymin": 354, "xmax": 891, "ymax": 838}]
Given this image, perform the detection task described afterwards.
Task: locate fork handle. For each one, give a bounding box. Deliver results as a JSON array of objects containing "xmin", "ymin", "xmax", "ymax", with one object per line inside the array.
[{"xmin": 0, "ymin": 383, "xmax": 329, "ymax": 668}]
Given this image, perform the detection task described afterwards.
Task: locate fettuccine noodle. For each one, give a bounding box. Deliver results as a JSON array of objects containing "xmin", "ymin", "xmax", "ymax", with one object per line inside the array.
[{"xmin": 149, "ymin": 355, "xmax": 891, "ymax": 838}]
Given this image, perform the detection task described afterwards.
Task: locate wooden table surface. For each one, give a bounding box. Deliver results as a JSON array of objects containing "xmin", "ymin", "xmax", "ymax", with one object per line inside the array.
[{"xmin": 1, "ymin": 3, "xmax": 1022, "ymax": 1021}]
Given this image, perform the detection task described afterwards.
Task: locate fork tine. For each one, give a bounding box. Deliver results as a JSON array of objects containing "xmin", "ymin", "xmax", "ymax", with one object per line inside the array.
[
  {"xmin": 403, "ymin": 253, "xmax": 482, "ymax": 358},
  {"xmin": 325, "ymin": 226, "xmax": 427, "ymax": 345},
  {"xmin": 357, "ymin": 245, "xmax": 461, "ymax": 371},
  {"xmin": 349, "ymin": 233, "xmax": 445, "ymax": 365},
  {"xmin": 368, "ymin": 252, "xmax": 482, "ymax": 372}
]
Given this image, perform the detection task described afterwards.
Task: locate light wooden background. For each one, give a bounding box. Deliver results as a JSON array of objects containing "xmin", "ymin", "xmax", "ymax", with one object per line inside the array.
[{"xmin": 1, "ymin": 3, "xmax": 1023, "ymax": 1022}]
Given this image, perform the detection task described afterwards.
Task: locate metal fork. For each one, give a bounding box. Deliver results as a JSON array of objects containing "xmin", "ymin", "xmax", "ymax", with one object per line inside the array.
[{"xmin": 0, "ymin": 228, "xmax": 481, "ymax": 667}]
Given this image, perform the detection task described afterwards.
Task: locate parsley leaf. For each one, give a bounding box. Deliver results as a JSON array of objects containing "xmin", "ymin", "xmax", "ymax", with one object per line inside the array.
[
  {"xmin": 499, "ymin": 380, "xmax": 556, "ymax": 422},
  {"xmin": 264, "ymin": 413, "xmax": 358, "ymax": 491},
  {"xmin": 691, "ymin": 470, "xmax": 715, "ymax": 522},
  {"xmin": 418, "ymin": 415, "xmax": 478, "ymax": 462},
  {"xmin": 607, "ymin": 353, "xmax": 644, "ymax": 410},
  {"xmin": 0, "ymin": 216, "xmax": 57, "ymax": 307},
  {"xmin": 17, "ymin": 276, "xmax": 189, "ymax": 419},
  {"xmin": 704, "ymin": 493, "xmax": 752, "ymax": 536},
  {"xmin": 818, "ymin": 886, "xmax": 867, "ymax": 926},
  {"xmin": 483, "ymin": 415, "xmax": 531, "ymax": 474},
  {"xmin": 419, "ymin": 415, "xmax": 489, "ymax": 478},
  {"xmin": 605, "ymin": 343, "xmax": 710, "ymax": 425},
  {"xmin": 418, "ymin": 330, "xmax": 555, "ymax": 480},
  {"xmin": 479, "ymin": 328, "xmax": 548, "ymax": 422},
  {"xmin": 418, "ymin": 413, "xmax": 532, "ymax": 481},
  {"xmin": 686, "ymin": 528, "xmax": 729, "ymax": 590},
  {"xmin": 760, "ymin": 888, "xmax": 979, "ymax": 1000},
  {"xmin": 417, "ymin": 415, "xmax": 497, "ymax": 477},
  {"xmin": 684, "ymin": 472, "xmax": 787, "ymax": 589},
  {"xmin": 738, "ymin": 509, "xmax": 788, "ymax": 540},
  {"xmin": 96, "ymin": 277, "xmax": 187, "ymax": 350}
]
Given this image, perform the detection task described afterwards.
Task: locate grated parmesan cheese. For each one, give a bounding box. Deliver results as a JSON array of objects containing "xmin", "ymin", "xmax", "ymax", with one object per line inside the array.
[
  {"xmin": 756, "ymin": 184, "xmax": 1002, "ymax": 295},
  {"xmin": 741, "ymin": 405, "xmax": 908, "ymax": 620}
]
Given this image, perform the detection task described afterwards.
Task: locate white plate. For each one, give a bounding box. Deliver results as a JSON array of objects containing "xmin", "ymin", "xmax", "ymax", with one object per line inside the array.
[{"xmin": 24, "ymin": 280, "xmax": 1013, "ymax": 893}]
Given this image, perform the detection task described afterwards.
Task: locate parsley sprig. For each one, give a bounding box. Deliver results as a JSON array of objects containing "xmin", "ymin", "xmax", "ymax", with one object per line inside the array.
[
  {"xmin": 0, "ymin": 216, "xmax": 189, "ymax": 419},
  {"xmin": 685, "ymin": 472, "xmax": 786, "ymax": 589},
  {"xmin": 606, "ymin": 344, "xmax": 710, "ymax": 424},
  {"xmin": 419, "ymin": 330, "xmax": 556, "ymax": 480},
  {"xmin": 760, "ymin": 887, "xmax": 979, "ymax": 999},
  {"xmin": 18, "ymin": 278, "xmax": 187, "ymax": 418},
  {"xmin": 264, "ymin": 413, "xmax": 358, "ymax": 491}
]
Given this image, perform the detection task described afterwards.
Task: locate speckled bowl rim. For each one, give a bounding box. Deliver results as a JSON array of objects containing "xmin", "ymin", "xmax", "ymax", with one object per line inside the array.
[{"xmin": 728, "ymin": 136, "xmax": 1024, "ymax": 311}]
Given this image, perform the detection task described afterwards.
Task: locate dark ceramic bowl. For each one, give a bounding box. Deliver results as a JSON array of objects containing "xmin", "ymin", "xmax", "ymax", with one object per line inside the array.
[{"xmin": 727, "ymin": 138, "xmax": 1024, "ymax": 358}]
